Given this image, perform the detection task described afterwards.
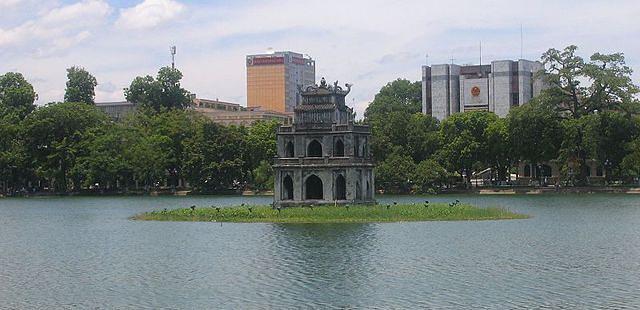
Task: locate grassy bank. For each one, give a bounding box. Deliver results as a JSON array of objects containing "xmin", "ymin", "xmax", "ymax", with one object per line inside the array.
[{"xmin": 132, "ymin": 203, "xmax": 528, "ymax": 223}]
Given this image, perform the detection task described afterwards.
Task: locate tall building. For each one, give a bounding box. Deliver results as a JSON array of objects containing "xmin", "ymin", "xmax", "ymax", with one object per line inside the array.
[
  {"xmin": 246, "ymin": 51, "xmax": 315, "ymax": 113},
  {"xmin": 423, "ymin": 59, "xmax": 544, "ymax": 120}
]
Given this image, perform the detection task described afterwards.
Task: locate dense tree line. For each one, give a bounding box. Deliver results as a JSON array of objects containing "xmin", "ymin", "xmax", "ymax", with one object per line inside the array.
[
  {"xmin": 0, "ymin": 67, "xmax": 278, "ymax": 195},
  {"xmin": 2, "ymin": 45, "xmax": 639, "ymax": 196},
  {"xmin": 366, "ymin": 45, "xmax": 640, "ymax": 193}
]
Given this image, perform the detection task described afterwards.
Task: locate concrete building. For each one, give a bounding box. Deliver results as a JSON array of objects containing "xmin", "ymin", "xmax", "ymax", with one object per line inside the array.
[
  {"xmin": 273, "ymin": 78, "xmax": 375, "ymax": 206},
  {"xmin": 423, "ymin": 59, "xmax": 544, "ymax": 120},
  {"xmin": 193, "ymin": 98, "xmax": 293, "ymax": 126},
  {"xmin": 95, "ymin": 101, "xmax": 137, "ymax": 120},
  {"xmin": 246, "ymin": 51, "xmax": 315, "ymax": 113}
]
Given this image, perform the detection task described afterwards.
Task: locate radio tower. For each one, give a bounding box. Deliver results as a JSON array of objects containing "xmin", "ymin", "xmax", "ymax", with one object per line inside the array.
[{"xmin": 170, "ymin": 46, "xmax": 177, "ymax": 69}]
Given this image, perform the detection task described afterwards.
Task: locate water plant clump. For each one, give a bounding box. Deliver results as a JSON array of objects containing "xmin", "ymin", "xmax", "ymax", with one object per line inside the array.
[{"xmin": 132, "ymin": 203, "xmax": 528, "ymax": 223}]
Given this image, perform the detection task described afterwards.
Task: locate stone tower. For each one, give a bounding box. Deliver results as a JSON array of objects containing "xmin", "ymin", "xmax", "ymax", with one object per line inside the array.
[{"xmin": 273, "ymin": 78, "xmax": 375, "ymax": 207}]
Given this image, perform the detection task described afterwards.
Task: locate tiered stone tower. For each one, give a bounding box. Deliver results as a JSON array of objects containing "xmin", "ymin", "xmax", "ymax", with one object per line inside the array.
[{"xmin": 273, "ymin": 78, "xmax": 375, "ymax": 206}]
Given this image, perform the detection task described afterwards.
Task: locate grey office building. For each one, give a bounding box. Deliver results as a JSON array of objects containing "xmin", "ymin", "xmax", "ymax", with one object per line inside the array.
[{"xmin": 423, "ymin": 59, "xmax": 544, "ymax": 120}]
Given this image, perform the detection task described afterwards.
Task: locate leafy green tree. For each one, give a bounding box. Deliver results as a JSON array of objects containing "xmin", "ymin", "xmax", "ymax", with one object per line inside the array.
[
  {"xmin": 0, "ymin": 72, "xmax": 37, "ymax": 193},
  {"xmin": 506, "ymin": 100, "xmax": 563, "ymax": 167},
  {"xmin": 64, "ymin": 66, "xmax": 97, "ymax": 104},
  {"xmin": 252, "ymin": 160, "xmax": 274, "ymax": 191},
  {"xmin": 0, "ymin": 72, "xmax": 37, "ymax": 119},
  {"xmin": 484, "ymin": 118, "xmax": 512, "ymax": 182},
  {"xmin": 540, "ymin": 45, "xmax": 640, "ymax": 183},
  {"xmin": 413, "ymin": 159, "xmax": 448, "ymax": 193},
  {"xmin": 364, "ymin": 79, "xmax": 421, "ymax": 118},
  {"xmin": 182, "ymin": 122, "xmax": 246, "ymax": 192},
  {"xmin": 126, "ymin": 134, "xmax": 172, "ymax": 191},
  {"xmin": 22, "ymin": 102, "xmax": 109, "ymax": 192},
  {"xmin": 437, "ymin": 111, "xmax": 497, "ymax": 184},
  {"xmin": 376, "ymin": 152, "xmax": 416, "ymax": 193},
  {"xmin": 581, "ymin": 112, "xmax": 638, "ymax": 179},
  {"xmin": 125, "ymin": 67, "xmax": 192, "ymax": 111},
  {"xmin": 621, "ymin": 138, "xmax": 640, "ymax": 181},
  {"xmin": 541, "ymin": 45, "xmax": 640, "ymax": 119}
]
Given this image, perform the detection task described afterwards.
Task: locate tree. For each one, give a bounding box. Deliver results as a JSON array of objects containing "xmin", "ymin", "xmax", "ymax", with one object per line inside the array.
[
  {"xmin": 621, "ymin": 138, "xmax": 640, "ymax": 181},
  {"xmin": 182, "ymin": 122, "xmax": 246, "ymax": 192},
  {"xmin": 539, "ymin": 45, "xmax": 640, "ymax": 183},
  {"xmin": 484, "ymin": 118, "xmax": 512, "ymax": 182},
  {"xmin": 376, "ymin": 152, "xmax": 416, "ymax": 193},
  {"xmin": 437, "ymin": 111, "xmax": 497, "ymax": 184},
  {"xmin": 21, "ymin": 102, "xmax": 109, "ymax": 192},
  {"xmin": 364, "ymin": 79, "xmax": 422, "ymax": 118},
  {"xmin": 124, "ymin": 67, "xmax": 192, "ymax": 111},
  {"xmin": 126, "ymin": 134, "xmax": 172, "ymax": 191},
  {"xmin": 0, "ymin": 72, "xmax": 37, "ymax": 119},
  {"xmin": 252, "ymin": 160, "xmax": 274, "ymax": 192},
  {"xmin": 540, "ymin": 45, "xmax": 640, "ymax": 119},
  {"xmin": 413, "ymin": 159, "xmax": 448, "ymax": 193},
  {"xmin": 506, "ymin": 100, "xmax": 563, "ymax": 166},
  {"xmin": 64, "ymin": 66, "xmax": 97, "ymax": 104},
  {"xmin": 581, "ymin": 112, "xmax": 638, "ymax": 179},
  {"xmin": 0, "ymin": 72, "xmax": 37, "ymax": 194}
]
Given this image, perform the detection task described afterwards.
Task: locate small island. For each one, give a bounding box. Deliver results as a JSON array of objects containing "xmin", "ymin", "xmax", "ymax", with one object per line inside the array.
[{"xmin": 132, "ymin": 203, "xmax": 529, "ymax": 223}]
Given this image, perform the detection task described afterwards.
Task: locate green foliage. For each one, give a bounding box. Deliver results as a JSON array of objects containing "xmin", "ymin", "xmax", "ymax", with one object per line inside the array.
[
  {"xmin": 437, "ymin": 111, "xmax": 497, "ymax": 178},
  {"xmin": 124, "ymin": 67, "xmax": 192, "ymax": 111},
  {"xmin": 376, "ymin": 152, "xmax": 416, "ymax": 193},
  {"xmin": 134, "ymin": 203, "xmax": 528, "ymax": 223},
  {"xmin": 21, "ymin": 102, "xmax": 109, "ymax": 191},
  {"xmin": 364, "ymin": 79, "xmax": 422, "ymax": 118},
  {"xmin": 0, "ymin": 72, "xmax": 37, "ymax": 119},
  {"xmin": 621, "ymin": 138, "xmax": 640, "ymax": 178},
  {"xmin": 506, "ymin": 99, "xmax": 563, "ymax": 164},
  {"xmin": 64, "ymin": 66, "xmax": 97, "ymax": 104},
  {"xmin": 252, "ymin": 160, "xmax": 274, "ymax": 191},
  {"xmin": 413, "ymin": 159, "xmax": 448, "ymax": 193},
  {"xmin": 182, "ymin": 122, "xmax": 247, "ymax": 192}
]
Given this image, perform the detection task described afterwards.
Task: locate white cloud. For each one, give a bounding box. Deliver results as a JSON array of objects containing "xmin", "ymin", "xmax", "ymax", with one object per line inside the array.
[
  {"xmin": 116, "ymin": 0, "xmax": 185, "ymax": 30},
  {"xmin": 1, "ymin": 0, "xmax": 639, "ymax": 115},
  {"xmin": 0, "ymin": 0, "xmax": 111, "ymax": 50},
  {"xmin": 0, "ymin": 0, "xmax": 23, "ymax": 9}
]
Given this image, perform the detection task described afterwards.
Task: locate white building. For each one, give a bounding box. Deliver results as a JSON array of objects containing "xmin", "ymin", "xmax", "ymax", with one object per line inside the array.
[{"xmin": 423, "ymin": 59, "xmax": 544, "ymax": 120}]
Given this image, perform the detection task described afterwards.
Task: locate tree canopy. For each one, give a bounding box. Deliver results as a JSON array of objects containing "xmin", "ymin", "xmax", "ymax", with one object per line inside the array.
[{"xmin": 64, "ymin": 66, "xmax": 97, "ymax": 104}]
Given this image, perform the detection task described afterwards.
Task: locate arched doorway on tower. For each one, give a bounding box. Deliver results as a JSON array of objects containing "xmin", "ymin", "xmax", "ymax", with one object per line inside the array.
[
  {"xmin": 282, "ymin": 175, "xmax": 294, "ymax": 200},
  {"xmin": 305, "ymin": 175, "xmax": 323, "ymax": 200},
  {"xmin": 335, "ymin": 174, "xmax": 346, "ymax": 200}
]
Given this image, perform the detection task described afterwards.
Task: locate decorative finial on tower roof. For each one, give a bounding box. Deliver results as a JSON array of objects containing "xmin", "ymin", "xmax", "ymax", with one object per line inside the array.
[{"xmin": 319, "ymin": 77, "xmax": 328, "ymax": 89}]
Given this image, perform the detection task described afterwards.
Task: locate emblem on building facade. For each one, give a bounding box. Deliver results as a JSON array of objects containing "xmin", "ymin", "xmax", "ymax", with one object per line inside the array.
[{"xmin": 471, "ymin": 86, "xmax": 481, "ymax": 97}]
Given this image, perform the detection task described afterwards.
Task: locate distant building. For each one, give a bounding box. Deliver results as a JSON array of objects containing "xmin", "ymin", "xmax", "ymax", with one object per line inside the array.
[
  {"xmin": 246, "ymin": 51, "xmax": 315, "ymax": 113},
  {"xmin": 193, "ymin": 98, "xmax": 292, "ymax": 126},
  {"xmin": 423, "ymin": 59, "xmax": 544, "ymax": 120},
  {"xmin": 95, "ymin": 101, "xmax": 137, "ymax": 120}
]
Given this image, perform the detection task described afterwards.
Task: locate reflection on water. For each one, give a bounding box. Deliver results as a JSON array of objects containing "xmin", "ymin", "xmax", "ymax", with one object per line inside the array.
[{"xmin": 1, "ymin": 194, "xmax": 640, "ymax": 308}]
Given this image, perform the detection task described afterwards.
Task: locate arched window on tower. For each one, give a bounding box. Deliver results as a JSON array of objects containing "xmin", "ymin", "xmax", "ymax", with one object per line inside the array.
[
  {"xmin": 334, "ymin": 139, "xmax": 344, "ymax": 157},
  {"xmin": 285, "ymin": 141, "xmax": 294, "ymax": 157},
  {"xmin": 307, "ymin": 139, "xmax": 322, "ymax": 157}
]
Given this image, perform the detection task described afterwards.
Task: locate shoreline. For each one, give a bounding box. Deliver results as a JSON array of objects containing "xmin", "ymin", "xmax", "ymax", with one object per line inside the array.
[{"xmin": 2, "ymin": 186, "xmax": 640, "ymax": 198}]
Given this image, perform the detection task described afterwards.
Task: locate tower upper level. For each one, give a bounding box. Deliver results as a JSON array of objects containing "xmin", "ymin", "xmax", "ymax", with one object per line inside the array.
[{"xmin": 294, "ymin": 77, "xmax": 354, "ymax": 127}]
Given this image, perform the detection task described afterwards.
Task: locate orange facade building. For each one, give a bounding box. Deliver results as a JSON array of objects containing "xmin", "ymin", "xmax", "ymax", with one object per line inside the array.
[{"xmin": 246, "ymin": 51, "xmax": 315, "ymax": 112}]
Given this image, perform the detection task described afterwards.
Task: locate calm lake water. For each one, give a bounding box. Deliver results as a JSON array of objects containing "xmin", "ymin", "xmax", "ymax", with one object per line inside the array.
[{"xmin": 1, "ymin": 194, "xmax": 640, "ymax": 309}]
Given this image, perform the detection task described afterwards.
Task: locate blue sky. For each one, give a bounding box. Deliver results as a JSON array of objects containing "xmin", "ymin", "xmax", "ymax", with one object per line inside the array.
[{"xmin": 1, "ymin": 0, "xmax": 639, "ymax": 116}]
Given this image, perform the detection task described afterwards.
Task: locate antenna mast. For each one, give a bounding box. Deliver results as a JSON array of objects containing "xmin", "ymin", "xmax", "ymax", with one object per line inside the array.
[
  {"xmin": 520, "ymin": 24, "xmax": 524, "ymax": 59},
  {"xmin": 170, "ymin": 46, "xmax": 177, "ymax": 69},
  {"xmin": 479, "ymin": 41, "xmax": 482, "ymax": 66}
]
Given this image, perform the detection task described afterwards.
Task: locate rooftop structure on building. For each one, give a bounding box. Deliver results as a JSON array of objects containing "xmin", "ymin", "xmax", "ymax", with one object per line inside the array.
[
  {"xmin": 423, "ymin": 59, "xmax": 544, "ymax": 120},
  {"xmin": 273, "ymin": 78, "xmax": 375, "ymax": 207},
  {"xmin": 194, "ymin": 98, "xmax": 292, "ymax": 126},
  {"xmin": 95, "ymin": 101, "xmax": 137, "ymax": 120},
  {"xmin": 246, "ymin": 51, "xmax": 315, "ymax": 113}
]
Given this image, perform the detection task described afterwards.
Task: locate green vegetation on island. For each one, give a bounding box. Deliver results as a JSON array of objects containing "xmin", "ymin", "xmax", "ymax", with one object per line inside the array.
[{"xmin": 132, "ymin": 203, "xmax": 528, "ymax": 223}]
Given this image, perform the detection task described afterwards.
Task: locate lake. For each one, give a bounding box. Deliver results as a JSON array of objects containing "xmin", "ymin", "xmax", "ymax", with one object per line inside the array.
[{"xmin": 1, "ymin": 194, "xmax": 640, "ymax": 308}]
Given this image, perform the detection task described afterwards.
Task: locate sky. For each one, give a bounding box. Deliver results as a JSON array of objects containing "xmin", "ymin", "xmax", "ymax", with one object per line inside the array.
[{"xmin": 1, "ymin": 0, "xmax": 639, "ymax": 117}]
